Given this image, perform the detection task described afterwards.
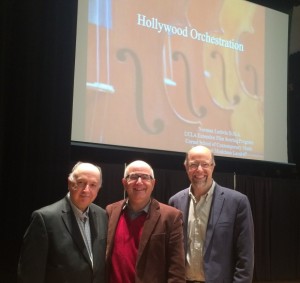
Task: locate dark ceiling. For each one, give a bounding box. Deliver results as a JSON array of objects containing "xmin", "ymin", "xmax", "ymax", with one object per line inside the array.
[{"xmin": 249, "ymin": 0, "xmax": 300, "ymax": 12}]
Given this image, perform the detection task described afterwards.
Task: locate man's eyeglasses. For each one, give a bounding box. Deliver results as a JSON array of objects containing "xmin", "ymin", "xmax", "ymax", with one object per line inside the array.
[
  {"xmin": 188, "ymin": 162, "xmax": 213, "ymax": 171},
  {"xmin": 73, "ymin": 180, "xmax": 99, "ymax": 191},
  {"xmin": 126, "ymin": 174, "xmax": 153, "ymax": 182}
]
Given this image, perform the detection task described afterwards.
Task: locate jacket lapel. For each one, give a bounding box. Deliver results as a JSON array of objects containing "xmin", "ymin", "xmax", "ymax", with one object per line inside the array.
[
  {"xmin": 89, "ymin": 207, "xmax": 99, "ymax": 265},
  {"xmin": 180, "ymin": 189, "xmax": 190, "ymax": 253},
  {"xmin": 107, "ymin": 201, "xmax": 124, "ymax": 255},
  {"xmin": 61, "ymin": 198, "xmax": 93, "ymax": 268},
  {"xmin": 203, "ymin": 185, "xmax": 224, "ymax": 255},
  {"xmin": 136, "ymin": 199, "xmax": 160, "ymax": 259}
]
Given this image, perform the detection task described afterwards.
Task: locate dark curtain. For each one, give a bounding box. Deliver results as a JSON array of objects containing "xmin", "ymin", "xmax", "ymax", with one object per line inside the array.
[
  {"xmin": 1, "ymin": 1, "xmax": 300, "ymax": 282},
  {"xmin": 238, "ymin": 175, "xmax": 273, "ymax": 280},
  {"xmin": 269, "ymin": 179, "xmax": 300, "ymax": 280},
  {"xmin": 1, "ymin": 1, "xmax": 77, "ymax": 282}
]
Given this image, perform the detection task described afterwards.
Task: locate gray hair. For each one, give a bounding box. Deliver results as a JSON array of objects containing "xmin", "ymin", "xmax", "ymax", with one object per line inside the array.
[
  {"xmin": 68, "ymin": 161, "xmax": 102, "ymax": 182},
  {"xmin": 123, "ymin": 160, "xmax": 155, "ymax": 178}
]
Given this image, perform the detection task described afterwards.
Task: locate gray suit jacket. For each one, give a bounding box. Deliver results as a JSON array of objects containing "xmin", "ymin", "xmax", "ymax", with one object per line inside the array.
[
  {"xmin": 169, "ymin": 183, "xmax": 254, "ymax": 283},
  {"xmin": 18, "ymin": 196, "xmax": 107, "ymax": 283}
]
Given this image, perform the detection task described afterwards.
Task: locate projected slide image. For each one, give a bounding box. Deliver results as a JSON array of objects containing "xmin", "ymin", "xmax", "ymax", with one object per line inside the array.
[{"xmin": 74, "ymin": 0, "xmax": 266, "ymax": 160}]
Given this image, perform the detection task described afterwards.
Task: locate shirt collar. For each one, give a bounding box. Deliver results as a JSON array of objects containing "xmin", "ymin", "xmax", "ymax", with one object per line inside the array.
[
  {"xmin": 188, "ymin": 180, "xmax": 215, "ymax": 202},
  {"xmin": 122, "ymin": 198, "xmax": 151, "ymax": 214},
  {"xmin": 67, "ymin": 192, "xmax": 90, "ymax": 220}
]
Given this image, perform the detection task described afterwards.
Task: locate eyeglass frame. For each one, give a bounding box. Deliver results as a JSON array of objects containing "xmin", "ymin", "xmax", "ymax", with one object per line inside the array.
[
  {"xmin": 125, "ymin": 173, "xmax": 154, "ymax": 182},
  {"xmin": 187, "ymin": 162, "xmax": 214, "ymax": 171}
]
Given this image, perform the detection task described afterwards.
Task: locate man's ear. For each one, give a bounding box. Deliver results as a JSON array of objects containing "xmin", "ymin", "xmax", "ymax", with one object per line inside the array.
[
  {"xmin": 121, "ymin": 178, "xmax": 127, "ymax": 186},
  {"xmin": 67, "ymin": 177, "xmax": 75, "ymax": 190}
]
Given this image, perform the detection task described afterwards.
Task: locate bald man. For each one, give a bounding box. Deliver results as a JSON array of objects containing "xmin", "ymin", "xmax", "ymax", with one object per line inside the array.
[
  {"xmin": 169, "ymin": 146, "xmax": 254, "ymax": 283},
  {"xmin": 105, "ymin": 160, "xmax": 186, "ymax": 283},
  {"xmin": 18, "ymin": 162, "xmax": 107, "ymax": 283}
]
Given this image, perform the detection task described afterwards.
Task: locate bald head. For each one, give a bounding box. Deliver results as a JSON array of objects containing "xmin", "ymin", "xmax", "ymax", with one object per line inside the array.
[
  {"xmin": 124, "ymin": 160, "xmax": 154, "ymax": 178},
  {"xmin": 184, "ymin": 146, "xmax": 215, "ymax": 167},
  {"xmin": 69, "ymin": 162, "xmax": 102, "ymax": 186}
]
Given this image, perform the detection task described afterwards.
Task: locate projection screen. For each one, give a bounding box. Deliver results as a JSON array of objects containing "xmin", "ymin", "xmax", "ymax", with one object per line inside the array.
[{"xmin": 72, "ymin": 0, "xmax": 289, "ymax": 163}]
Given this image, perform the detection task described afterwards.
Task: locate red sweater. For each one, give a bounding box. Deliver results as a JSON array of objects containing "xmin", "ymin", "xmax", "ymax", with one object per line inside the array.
[{"xmin": 110, "ymin": 211, "xmax": 147, "ymax": 283}]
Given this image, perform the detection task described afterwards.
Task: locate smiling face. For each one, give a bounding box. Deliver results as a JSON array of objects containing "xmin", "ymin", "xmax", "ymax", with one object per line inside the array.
[
  {"xmin": 185, "ymin": 146, "xmax": 215, "ymax": 196},
  {"xmin": 68, "ymin": 163, "xmax": 102, "ymax": 212},
  {"xmin": 122, "ymin": 160, "xmax": 155, "ymax": 212}
]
